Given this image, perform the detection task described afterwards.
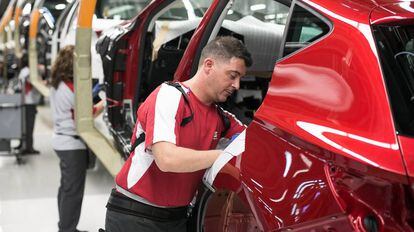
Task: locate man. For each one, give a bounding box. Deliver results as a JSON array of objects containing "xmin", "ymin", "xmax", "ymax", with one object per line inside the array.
[{"xmin": 105, "ymin": 36, "xmax": 252, "ymax": 231}]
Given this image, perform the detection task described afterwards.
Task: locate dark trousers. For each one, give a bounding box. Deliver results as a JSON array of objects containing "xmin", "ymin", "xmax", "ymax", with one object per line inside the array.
[
  {"xmin": 105, "ymin": 208, "xmax": 188, "ymax": 232},
  {"xmin": 55, "ymin": 149, "xmax": 88, "ymax": 232},
  {"xmin": 24, "ymin": 104, "xmax": 37, "ymax": 150}
]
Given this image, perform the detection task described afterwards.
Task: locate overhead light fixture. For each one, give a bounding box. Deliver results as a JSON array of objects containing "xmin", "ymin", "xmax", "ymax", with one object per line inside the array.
[
  {"xmin": 250, "ymin": 4, "xmax": 266, "ymax": 11},
  {"xmin": 227, "ymin": 9, "xmax": 234, "ymax": 15},
  {"xmin": 22, "ymin": 4, "xmax": 32, "ymax": 15},
  {"xmin": 55, "ymin": 4, "xmax": 66, "ymax": 10}
]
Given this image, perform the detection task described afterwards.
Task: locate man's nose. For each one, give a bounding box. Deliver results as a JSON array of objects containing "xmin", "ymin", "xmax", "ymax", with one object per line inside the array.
[{"xmin": 232, "ymin": 79, "xmax": 240, "ymax": 90}]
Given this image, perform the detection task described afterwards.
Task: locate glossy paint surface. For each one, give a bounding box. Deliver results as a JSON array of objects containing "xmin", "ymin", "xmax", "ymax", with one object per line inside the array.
[
  {"xmin": 209, "ymin": 0, "xmax": 413, "ymax": 231},
  {"xmin": 221, "ymin": 122, "xmax": 345, "ymax": 231},
  {"xmin": 262, "ymin": 0, "xmax": 406, "ymax": 178},
  {"xmin": 108, "ymin": 0, "xmax": 414, "ymax": 230},
  {"xmin": 371, "ymin": 2, "xmax": 414, "ymax": 25}
]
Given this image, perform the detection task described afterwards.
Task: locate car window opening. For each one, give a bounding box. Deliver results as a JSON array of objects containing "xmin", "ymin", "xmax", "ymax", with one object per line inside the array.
[
  {"xmin": 199, "ymin": 1, "xmax": 291, "ymax": 226},
  {"xmin": 213, "ymin": 0, "xmax": 290, "ymax": 125},
  {"xmin": 373, "ymin": 24, "xmax": 414, "ymax": 136},
  {"xmin": 138, "ymin": 0, "xmax": 212, "ymax": 103},
  {"xmin": 283, "ymin": 4, "xmax": 330, "ymax": 57},
  {"xmin": 135, "ymin": 0, "xmax": 291, "ymax": 125},
  {"xmin": 96, "ymin": 0, "xmax": 151, "ymax": 20}
]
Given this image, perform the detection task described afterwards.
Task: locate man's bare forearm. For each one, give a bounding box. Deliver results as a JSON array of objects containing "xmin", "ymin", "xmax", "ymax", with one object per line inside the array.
[{"xmin": 151, "ymin": 142, "xmax": 221, "ymax": 173}]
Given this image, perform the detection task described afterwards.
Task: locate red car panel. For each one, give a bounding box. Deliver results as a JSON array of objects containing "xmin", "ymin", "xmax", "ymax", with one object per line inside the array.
[
  {"xmin": 100, "ymin": 0, "xmax": 414, "ymax": 231},
  {"xmin": 371, "ymin": 2, "xmax": 414, "ymax": 25},
  {"xmin": 120, "ymin": 2, "xmax": 164, "ymax": 101},
  {"xmin": 198, "ymin": 0, "xmax": 414, "ymax": 231}
]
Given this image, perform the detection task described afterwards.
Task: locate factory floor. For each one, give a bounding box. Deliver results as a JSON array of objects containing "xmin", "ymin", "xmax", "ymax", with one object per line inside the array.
[{"xmin": 0, "ymin": 104, "xmax": 115, "ymax": 232}]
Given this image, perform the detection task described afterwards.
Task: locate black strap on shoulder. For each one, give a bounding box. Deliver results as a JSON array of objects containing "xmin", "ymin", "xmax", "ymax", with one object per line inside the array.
[
  {"xmin": 130, "ymin": 132, "xmax": 145, "ymax": 154},
  {"xmin": 130, "ymin": 82, "xmax": 194, "ymax": 153},
  {"xmin": 130, "ymin": 82, "xmax": 231, "ymax": 153},
  {"xmin": 165, "ymin": 82, "xmax": 194, "ymax": 126},
  {"xmin": 216, "ymin": 106, "xmax": 230, "ymax": 137}
]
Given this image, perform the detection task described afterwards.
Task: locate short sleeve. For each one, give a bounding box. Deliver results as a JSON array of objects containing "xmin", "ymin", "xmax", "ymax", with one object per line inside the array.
[{"xmin": 140, "ymin": 84, "xmax": 183, "ymax": 149}]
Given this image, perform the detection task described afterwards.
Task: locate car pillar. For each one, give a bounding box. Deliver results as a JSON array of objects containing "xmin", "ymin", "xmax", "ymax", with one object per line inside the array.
[
  {"xmin": 74, "ymin": 0, "xmax": 123, "ymax": 176},
  {"xmin": 13, "ymin": 1, "xmax": 23, "ymax": 60},
  {"xmin": 28, "ymin": 0, "xmax": 49, "ymax": 96}
]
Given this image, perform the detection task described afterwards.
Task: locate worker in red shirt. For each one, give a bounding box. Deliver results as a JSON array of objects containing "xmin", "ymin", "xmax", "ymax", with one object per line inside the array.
[{"xmin": 105, "ymin": 36, "xmax": 252, "ymax": 232}]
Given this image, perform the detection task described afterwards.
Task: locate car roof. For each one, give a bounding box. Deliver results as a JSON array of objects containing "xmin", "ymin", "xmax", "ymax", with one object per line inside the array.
[
  {"xmin": 306, "ymin": 0, "xmax": 410, "ymax": 13},
  {"xmin": 369, "ymin": 0, "xmax": 412, "ymax": 5},
  {"xmin": 298, "ymin": 0, "xmax": 413, "ymax": 25}
]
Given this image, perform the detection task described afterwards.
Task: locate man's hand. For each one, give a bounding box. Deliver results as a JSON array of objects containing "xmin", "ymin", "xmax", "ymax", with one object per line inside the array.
[
  {"xmin": 222, "ymin": 130, "xmax": 245, "ymax": 156},
  {"xmin": 204, "ymin": 130, "xmax": 246, "ymax": 185}
]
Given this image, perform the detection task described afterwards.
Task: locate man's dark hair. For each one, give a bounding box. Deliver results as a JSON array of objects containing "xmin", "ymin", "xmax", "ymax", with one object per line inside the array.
[{"xmin": 199, "ymin": 36, "xmax": 252, "ymax": 67}]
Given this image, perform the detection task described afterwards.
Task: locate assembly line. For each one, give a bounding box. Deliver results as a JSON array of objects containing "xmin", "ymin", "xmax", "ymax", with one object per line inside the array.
[{"xmin": 1, "ymin": 0, "xmax": 414, "ymax": 232}]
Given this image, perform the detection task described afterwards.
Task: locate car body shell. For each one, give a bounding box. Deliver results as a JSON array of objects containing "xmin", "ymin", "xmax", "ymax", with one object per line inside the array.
[
  {"xmin": 201, "ymin": 1, "xmax": 414, "ymax": 231},
  {"xmin": 97, "ymin": 0, "xmax": 414, "ymax": 231}
]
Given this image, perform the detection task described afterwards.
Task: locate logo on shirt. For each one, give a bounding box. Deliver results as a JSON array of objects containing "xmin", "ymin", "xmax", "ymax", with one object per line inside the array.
[{"xmin": 213, "ymin": 131, "xmax": 218, "ymax": 140}]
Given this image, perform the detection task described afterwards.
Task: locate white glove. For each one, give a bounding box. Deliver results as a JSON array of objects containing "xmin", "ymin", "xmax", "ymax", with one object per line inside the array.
[{"xmin": 204, "ymin": 130, "xmax": 246, "ymax": 186}]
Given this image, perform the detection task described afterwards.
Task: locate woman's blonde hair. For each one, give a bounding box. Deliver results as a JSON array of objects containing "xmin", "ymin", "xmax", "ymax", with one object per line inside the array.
[{"xmin": 51, "ymin": 45, "xmax": 75, "ymax": 89}]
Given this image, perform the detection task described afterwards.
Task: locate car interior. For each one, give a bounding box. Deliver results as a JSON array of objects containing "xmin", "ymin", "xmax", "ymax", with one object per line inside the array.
[
  {"xmin": 144, "ymin": 1, "xmax": 289, "ymax": 124},
  {"xmin": 102, "ymin": 0, "xmax": 291, "ymax": 157}
]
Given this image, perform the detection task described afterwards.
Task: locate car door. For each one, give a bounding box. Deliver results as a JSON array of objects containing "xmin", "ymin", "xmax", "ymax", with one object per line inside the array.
[
  {"xmin": 172, "ymin": 0, "xmax": 309, "ymax": 231},
  {"xmin": 98, "ymin": 0, "xmax": 213, "ymax": 158}
]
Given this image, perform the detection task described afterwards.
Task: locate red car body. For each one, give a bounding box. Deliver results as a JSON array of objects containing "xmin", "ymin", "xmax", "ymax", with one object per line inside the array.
[{"xmin": 97, "ymin": 0, "xmax": 414, "ymax": 231}]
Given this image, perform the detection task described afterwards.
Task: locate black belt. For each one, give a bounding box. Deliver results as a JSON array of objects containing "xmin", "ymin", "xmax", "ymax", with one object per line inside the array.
[
  {"xmin": 106, "ymin": 189, "xmax": 189, "ymax": 222},
  {"xmin": 56, "ymin": 133, "xmax": 80, "ymax": 140}
]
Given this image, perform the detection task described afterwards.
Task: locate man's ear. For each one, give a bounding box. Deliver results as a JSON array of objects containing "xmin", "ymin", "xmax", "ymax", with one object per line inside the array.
[{"xmin": 203, "ymin": 58, "xmax": 214, "ymax": 74}]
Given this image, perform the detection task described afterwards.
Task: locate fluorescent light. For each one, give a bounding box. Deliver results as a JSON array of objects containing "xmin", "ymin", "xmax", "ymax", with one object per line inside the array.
[
  {"xmin": 250, "ymin": 4, "xmax": 265, "ymax": 11},
  {"xmin": 265, "ymin": 14, "xmax": 275, "ymax": 20},
  {"xmin": 22, "ymin": 4, "xmax": 31, "ymax": 15},
  {"xmin": 227, "ymin": 9, "xmax": 234, "ymax": 15},
  {"xmin": 55, "ymin": 4, "xmax": 66, "ymax": 10}
]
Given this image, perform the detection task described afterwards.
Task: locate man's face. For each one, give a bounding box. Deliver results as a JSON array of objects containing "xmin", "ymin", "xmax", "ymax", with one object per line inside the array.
[{"xmin": 208, "ymin": 57, "xmax": 247, "ymax": 103}]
